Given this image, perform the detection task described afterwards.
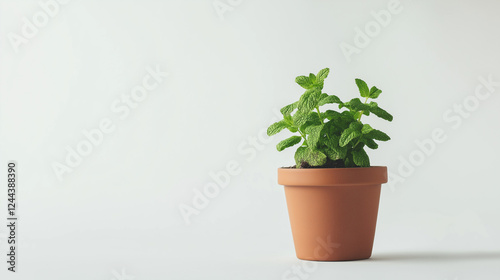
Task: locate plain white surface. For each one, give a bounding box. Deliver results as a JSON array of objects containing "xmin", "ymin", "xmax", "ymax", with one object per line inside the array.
[{"xmin": 1, "ymin": 0, "xmax": 500, "ymax": 279}]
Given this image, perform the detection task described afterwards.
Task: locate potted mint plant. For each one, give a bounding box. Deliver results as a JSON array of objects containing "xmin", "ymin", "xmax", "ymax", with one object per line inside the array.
[{"xmin": 268, "ymin": 68, "xmax": 392, "ymax": 261}]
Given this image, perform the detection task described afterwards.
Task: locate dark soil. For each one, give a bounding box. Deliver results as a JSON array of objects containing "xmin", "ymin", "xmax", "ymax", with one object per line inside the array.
[{"xmin": 283, "ymin": 158, "xmax": 347, "ymax": 169}]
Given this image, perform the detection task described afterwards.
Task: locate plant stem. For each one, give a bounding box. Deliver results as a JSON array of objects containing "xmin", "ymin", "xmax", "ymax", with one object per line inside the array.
[
  {"xmin": 298, "ymin": 130, "xmax": 307, "ymax": 141},
  {"xmin": 353, "ymin": 139, "xmax": 361, "ymax": 148},
  {"xmin": 357, "ymin": 97, "xmax": 370, "ymax": 121},
  {"xmin": 316, "ymin": 106, "xmax": 331, "ymax": 143},
  {"xmin": 315, "ymin": 107, "xmax": 322, "ymax": 121}
]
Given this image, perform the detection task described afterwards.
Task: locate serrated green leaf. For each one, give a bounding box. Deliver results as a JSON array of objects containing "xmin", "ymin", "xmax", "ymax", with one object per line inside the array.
[
  {"xmin": 325, "ymin": 113, "xmax": 352, "ymax": 133},
  {"xmin": 366, "ymin": 129, "xmax": 390, "ymax": 141},
  {"xmin": 340, "ymin": 110, "xmax": 356, "ymax": 121},
  {"xmin": 324, "ymin": 148, "xmax": 338, "ymax": 161},
  {"xmin": 353, "ymin": 111, "xmax": 363, "ymax": 120},
  {"xmin": 317, "ymin": 68, "xmax": 330, "ymax": 82},
  {"xmin": 305, "ymin": 125, "xmax": 323, "ymax": 148},
  {"xmin": 303, "ymin": 123, "xmax": 321, "ymax": 134},
  {"xmin": 294, "ymin": 147, "xmax": 307, "ymax": 167},
  {"xmin": 369, "ymin": 102, "xmax": 393, "ymax": 121},
  {"xmin": 300, "ymin": 121, "xmax": 322, "ymax": 133},
  {"xmin": 369, "ymin": 86, "xmax": 382, "ymax": 99},
  {"xmin": 339, "ymin": 127, "xmax": 362, "ymax": 147},
  {"xmin": 333, "ymin": 145, "xmax": 348, "ymax": 158},
  {"xmin": 355, "ymin": 78, "xmax": 370, "ymax": 98},
  {"xmin": 321, "ymin": 110, "xmax": 341, "ymax": 120},
  {"xmin": 294, "ymin": 146, "xmax": 327, "ymax": 167},
  {"xmin": 324, "ymin": 139, "xmax": 347, "ymax": 160},
  {"xmin": 349, "ymin": 121, "xmax": 363, "ymax": 131},
  {"xmin": 283, "ymin": 116, "xmax": 298, "ymax": 133},
  {"xmin": 293, "ymin": 111, "xmax": 320, "ymax": 127},
  {"xmin": 291, "ymin": 112, "xmax": 305, "ymax": 126},
  {"xmin": 361, "ymin": 137, "xmax": 379, "ymax": 149},
  {"xmin": 318, "ymin": 94, "xmax": 342, "ymax": 106},
  {"xmin": 315, "ymin": 80, "xmax": 324, "ymax": 90},
  {"xmin": 361, "ymin": 124, "xmax": 374, "ymax": 134},
  {"xmin": 352, "ymin": 148, "xmax": 370, "ymax": 167},
  {"xmin": 295, "ymin": 76, "xmax": 313, "ymax": 89},
  {"xmin": 276, "ymin": 136, "xmax": 303, "ymax": 152},
  {"xmin": 297, "ymin": 88, "xmax": 321, "ymax": 113},
  {"xmin": 343, "ymin": 98, "xmax": 370, "ymax": 112},
  {"xmin": 321, "ymin": 120, "xmax": 338, "ymax": 136},
  {"xmin": 267, "ymin": 120, "xmax": 287, "ymax": 136},
  {"xmin": 326, "ymin": 133, "xmax": 340, "ymax": 147},
  {"xmin": 280, "ymin": 102, "xmax": 298, "ymax": 115},
  {"xmin": 309, "ymin": 73, "xmax": 316, "ymax": 83}
]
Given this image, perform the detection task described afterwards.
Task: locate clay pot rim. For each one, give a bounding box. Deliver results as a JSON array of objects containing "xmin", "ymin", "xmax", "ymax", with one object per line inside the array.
[
  {"xmin": 278, "ymin": 166, "xmax": 387, "ymax": 170},
  {"xmin": 278, "ymin": 166, "xmax": 388, "ymax": 187}
]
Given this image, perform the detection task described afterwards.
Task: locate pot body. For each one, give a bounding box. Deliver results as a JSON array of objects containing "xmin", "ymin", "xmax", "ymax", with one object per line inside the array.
[{"xmin": 278, "ymin": 166, "xmax": 387, "ymax": 261}]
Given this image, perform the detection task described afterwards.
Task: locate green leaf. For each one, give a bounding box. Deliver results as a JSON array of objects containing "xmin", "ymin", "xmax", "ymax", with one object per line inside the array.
[
  {"xmin": 280, "ymin": 102, "xmax": 298, "ymax": 115},
  {"xmin": 293, "ymin": 111, "xmax": 320, "ymax": 127},
  {"xmin": 369, "ymin": 102, "xmax": 393, "ymax": 121},
  {"xmin": 297, "ymin": 88, "xmax": 320, "ymax": 113},
  {"xmin": 284, "ymin": 115, "xmax": 298, "ymax": 133},
  {"xmin": 321, "ymin": 120, "xmax": 339, "ymax": 136},
  {"xmin": 361, "ymin": 137, "xmax": 378, "ymax": 149},
  {"xmin": 300, "ymin": 109, "xmax": 323, "ymax": 132},
  {"xmin": 325, "ymin": 133, "xmax": 340, "ymax": 147},
  {"xmin": 317, "ymin": 68, "xmax": 330, "ymax": 82},
  {"xmin": 267, "ymin": 120, "xmax": 287, "ymax": 136},
  {"xmin": 366, "ymin": 129, "xmax": 391, "ymax": 141},
  {"xmin": 318, "ymin": 94, "xmax": 342, "ymax": 106},
  {"xmin": 300, "ymin": 121, "xmax": 322, "ymax": 133},
  {"xmin": 353, "ymin": 111, "xmax": 362, "ymax": 120},
  {"xmin": 324, "ymin": 149, "xmax": 338, "ymax": 161},
  {"xmin": 294, "ymin": 146, "xmax": 327, "ymax": 167},
  {"xmin": 331, "ymin": 145, "xmax": 347, "ymax": 159},
  {"xmin": 277, "ymin": 136, "xmax": 303, "ymax": 152},
  {"xmin": 305, "ymin": 125, "xmax": 323, "ymax": 148},
  {"xmin": 295, "ymin": 76, "xmax": 313, "ymax": 89},
  {"xmin": 342, "ymin": 98, "xmax": 370, "ymax": 112},
  {"xmin": 292, "ymin": 111, "xmax": 306, "ymax": 126},
  {"xmin": 321, "ymin": 110, "xmax": 341, "ymax": 120},
  {"xmin": 352, "ymin": 148, "xmax": 370, "ymax": 167},
  {"xmin": 324, "ymin": 113, "xmax": 352, "ymax": 134},
  {"xmin": 361, "ymin": 124, "xmax": 374, "ymax": 134},
  {"xmin": 309, "ymin": 73, "xmax": 316, "ymax": 83},
  {"xmin": 339, "ymin": 127, "xmax": 362, "ymax": 147},
  {"xmin": 349, "ymin": 121, "xmax": 363, "ymax": 131},
  {"xmin": 340, "ymin": 110, "xmax": 356, "ymax": 121},
  {"xmin": 355, "ymin": 78, "xmax": 370, "ymax": 98},
  {"xmin": 294, "ymin": 147, "xmax": 307, "ymax": 167},
  {"xmin": 323, "ymin": 144, "xmax": 347, "ymax": 161},
  {"xmin": 369, "ymin": 86, "xmax": 382, "ymax": 99}
]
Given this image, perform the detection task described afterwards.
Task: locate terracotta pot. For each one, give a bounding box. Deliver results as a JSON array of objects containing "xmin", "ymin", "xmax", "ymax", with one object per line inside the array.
[{"xmin": 278, "ymin": 166, "xmax": 387, "ymax": 261}]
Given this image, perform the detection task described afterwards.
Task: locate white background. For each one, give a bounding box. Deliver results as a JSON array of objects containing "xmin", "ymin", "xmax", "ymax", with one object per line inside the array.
[{"xmin": 1, "ymin": 0, "xmax": 500, "ymax": 279}]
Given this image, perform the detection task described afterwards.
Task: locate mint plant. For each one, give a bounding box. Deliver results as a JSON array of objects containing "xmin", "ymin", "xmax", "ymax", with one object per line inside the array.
[{"xmin": 267, "ymin": 68, "xmax": 393, "ymax": 168}]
